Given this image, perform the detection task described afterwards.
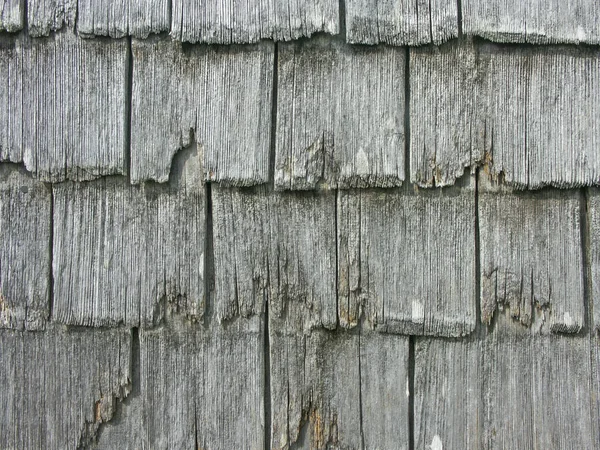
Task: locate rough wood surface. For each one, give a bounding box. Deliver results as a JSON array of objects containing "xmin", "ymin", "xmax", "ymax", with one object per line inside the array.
[
  {"xmin": 463, "ymin": 0, "xmax": 600, "ymax": 44},
  {"xmin": 52, "ymin": 146, "xmax": 205, "ymax": 327},
  {"xmin": 414, "ymin": 337, "xmax": 483, "ymax": 450},
  {"xmin": 0, "ymin": 326, "xmax": 132, "ymax": 449},
  {"xmin": 212, "ymin": 186, "xmax": 337, "ymax": 332},
  {"xmin": 483, "ymin": 318, "xmax": 599, "ymax": 449},
  {"xmin": 0, "ymin": 31, "xmax": 128, "ymax": 181},
  {"xmin": 270, "ymin": 329, "xmax": 409, "ymax": 449},
  {"xmin": 590, "ymin": 188, "xmax": 600, "ymax": 332},
  {"xmin": 171, "ymin": 0, "xmax": 338, "ymax": 43},
  {"xmin": 0, "ymin": 0, "xmax": 23, "ymax": 31},
  {"xmin": 276, "ymin": 37, "xmax": 405, "ymax": 190},
  {"xmin": 338, "ymin": 178, "xmax": 476, "ymax": 337},
  {"xmin": 345, "ymin": 0, "xmax": 458, "ymax": 45},
  {"xmin": 410, "ymin": 40, "xmax": 600, "ymax": 189},
  {"xmin": 0, "ymin": 165, "xmax": 51, "ymax": 331},
  {"xmin": 131, "ymin": 37, "xmax": 273, "ymax": 186},
  {"xmin": 97, "ymin": 318, "xmax": 264, "ymax": 449},
  {"xmin": 410, "ymin": 40, "xmax": 486, "ymax": 187},
  {"xmin": 479, "ymin": 178, "xmax": 584, "ymax": 333},
  {"xmin": 28, "ymin": 0, "xmax": 170, "ymax": 37}
]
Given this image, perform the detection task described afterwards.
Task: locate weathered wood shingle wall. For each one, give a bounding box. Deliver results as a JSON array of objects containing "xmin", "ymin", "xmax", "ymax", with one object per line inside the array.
[{"xmin": 1, "ymin": 0, "xmax": 600, "ymax": 449}]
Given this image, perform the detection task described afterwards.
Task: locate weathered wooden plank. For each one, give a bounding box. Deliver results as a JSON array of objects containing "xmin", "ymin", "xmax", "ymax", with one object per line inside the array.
[
  {"xmin": 0, "ymin": 31, "xmax": 128, "ymax": 181},
  {"xmin": 345, "ymin": 0, "xmax": 458, "ymax": 45},
  {"xmin": 0, "ymin": 0, "xmax": 23, "ymax": 31},
  {"xmin": 414, "ymin": 337, "xmax": 483, "ymax": 450},
  {"xmin": 212, "ymin": 186, "xmax": 336, "ymax": 332},
  {"xmin": 270, "ymin": 329, "xmax": 409, "ymax": 449},
  {"xmin": 338, "ymin": 177, "xmax": 476, "ymax": 337},
  {"xmin": 171, "ymin": 0, "xmax": 338, "ymax": 43},
  {"xmin": 482, "ymin": 318, "xmax": 598, "ymax": 449},
  {"xmin": 479, "ymin": 177, "xmax": 584, "ymax": 333},
  {"xmin": 0, "ymin": 165, "xmax": 51, "ymax": 331},
  {"xmin": 28, "ymin": 0, "xmax": 170, "ymax": 37},
  {"xmin": 0, "ymin": 326, "xmax": 132, "ymax": 449},
  {"xmin": 98, "ymin": 318, "xmax": 264, "ymax": 449},
  {"xmin": 276, "ymin": 37, "xmax": 405, "ymax": 190},
  {"xmin": 131, "ymin": 37, "xmax": 273, "ymax": 186},
  {"xmin": 410, "ymin": 40, "xmax": 600, "ymax": 189},
  {"xmin": 52, "ymin": 145, "xmax": 204, "ymax": 327},
  {"xmin": 463, "ymin": 0, "xmax": 600, "ymax": 44},
  {"xmin": 590, "ymin": 188, "xmax": 600, "ymax": 332},
  {"xmin": 409, "ymin": 39, "xmax": 487, "ymax": 187}
]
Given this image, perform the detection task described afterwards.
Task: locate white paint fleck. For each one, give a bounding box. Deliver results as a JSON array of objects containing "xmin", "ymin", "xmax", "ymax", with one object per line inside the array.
[
  {"xmin": 356, "ymin": 148, "xmax": 369, "ymax": 174},
  {"xmin": 199, "ymin": 253, "xmax": 204, "ymax": 279},
  {"xmin": 412, "ymin": 300, "xmax": 424, "ymax": 323},
  {"xmin": 406, "ymin": 376, "xmax": 410, "ymax": 397},
  {"xmin": 430, "ymin": 435, "xmax": 443, "ymax": 450}
]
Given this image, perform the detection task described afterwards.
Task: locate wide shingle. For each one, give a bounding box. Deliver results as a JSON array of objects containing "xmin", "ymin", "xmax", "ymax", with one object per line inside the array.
[
  {"xmin": 275, "ymin": 37, "xmax": 405, "ymax": 190},
  {"xmin": 131, "ymin": 37, "xmax": 273, "ymax": 186},
  {"xmin": 0, "ymin": 0, "xmax": 23, "ymax": 31}
]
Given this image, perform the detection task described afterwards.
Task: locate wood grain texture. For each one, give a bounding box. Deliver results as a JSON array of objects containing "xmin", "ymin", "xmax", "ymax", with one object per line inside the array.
[
  {"xmin": 171, "ymin": 0, "xmax": 338, "ymax": 43},
  {"xmin": 0, "ymin": 165, "xmax": 51, "ymax": 331},
  {"xmin": 414, "ymin": 337, "xmax": 483, "ymax": 450},
  {"xmin": 483, "ymin": 318, "xmax": 599, "ymax": 450},
  {"xmin": 345, "ymin": 0, "xmax": 458, "ymax": 45},
  {"xmin": 410, "ymin": 40, "xmax": 600, "ymax": 189},
  {"xmin": 131, "ymin": 37, "xmax": 273, "ymax": 186},
  {"xmin": 463, "ymin": 0, "xmax": 600, "ymax": 44},
  {"xmin": 338, "ymin": 178, "xmax": 476, "ymax": 337},
  {"xmin": 270, "ymin": 329, "xmax": 409, "ymax": 449},
  {"xmin": 28, "ymin": 0, "xmax": 170, "ymax": 37},
  {"xmin": 0, "ymin": 31, "xmax": 128, "ymax": 181},
  {"xmin": 590, "ymin": 188, "xmax": 600, "ymax": 332},
  {"xmin": 0, "ymin": 0, "xmax": 23, "ymax": 31},
  {"xmin": 97, "ymin": 318, "xmax": 264, "ymax": 449},
  {"xmin": 479, "ymin": 177, "xmax": 584, "ymax": 333},
  {"xmin": 0, "ymin": 326, "xmax": 132, "ymax": 449},
  {"xmin": 52, "ymin": 145, "xmax": 205, "ymax": 327},
  {"xmin": 276, "ymin": 37, "xmax": 405, "ymax": 190},
  {"xmin": 212, "ymin": 186, "xmax": 336, "ymax": 332}
]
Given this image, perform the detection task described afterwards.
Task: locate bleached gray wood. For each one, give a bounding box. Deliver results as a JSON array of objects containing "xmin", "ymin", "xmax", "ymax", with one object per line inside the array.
[
  {"xmin": 345, "ymin": 0, "xmax": 458, "ymax": 45},
  {"xmin": 171, "ymin": 0, "xmax": 338, "ymax": 43},
  {"xmin": 483, "ymin": 317, "xmax": 598, "ymax": 449},
  {"xmin": 0, "ymin": 165, "xmax": 51, "ymax": 331},
  {"xmin": 212, "ymin": 186, "xmax": 336, "ymax": 332},
  {"xmin": 0, "ymin": 31, "xmax": 128, "ymax": 181},
  {"xmin": 270, "ymin": 329, "xmax": 409, "ymax": 449},
  {"xmin": 338, "ymin": 177, "xmax": 476, "ymax": 337},
  {"xmin": 276, "ymin": 37, "xmax": 405, "ymax": 190},
  {"xmin": 463, "ymin": 0, "xmax": 600, "ymax": 44},
  {"xmin": 414, "ymin": 337, "xmax": 483, "ymax": 450},
  {"xmin": 131, "ymin": 37, "xmax": 273, "ymax": 186},
  {"xmin": 0, "ymin": 326, "xmax": 132, "ymax": 449},
  {"xmin": 411, "ymin": 41, "xmax": 600, "ymax": 189},
  {"xmin": 0, "ymin": 0, "xmax": 23, "ymax": 31},
  {"xmin": 590, "ymin": 188, "xmax": 600, "ymax": 332},
  {"xmin": 479, "ymin": 177, "xmax": 584, "ymax": 333},
  {"xmin": 410, "ymin": 39, "xmax": 487, "ymax": 187},
  {"xmin": 77, "ymin": 0, "xmax": 171, "ymax": 37},
  {"xmin": 27, "ymin": 0, "xmax": 76, "ymax": 36},
  {"xmin": 52, "ymin": 145, "xmax": 205, "ymax": 327},
  {"xmin": 100, "ymin": 318, "xmax": 261, "ymax": 449}
]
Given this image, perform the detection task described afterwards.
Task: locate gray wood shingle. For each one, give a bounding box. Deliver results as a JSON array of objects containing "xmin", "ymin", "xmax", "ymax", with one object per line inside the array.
[
  {"xmin": 463, "ymin": 0, "xmax": 600, "ymax": 44},
  {"xmin": 0, "ymin": 326, "xmax": 132, "ymax": 449},
  {"xmin": 52, "ymin": 146, "xmax": 205, "ymax": 327},
  {"xmin": 131, "ymin": 37, "xmax": 273, "ymax": 186},
  {"xmin": 171, "ymin": 0, "xmax": 339, "ymax": 43},
  {"xmin": 275, "ymin": 37, "xmax": 406, "ymax": 190},
  {"xmin": 0, "ymin": 165, "xmax": 51, "ymax": 331},
  {"xmin": 0, "ymin": 0, "xmax": 23, "ymax": 31},
  {"xmin": 345, "ymin": 0, "xmax": 458, "ymax": 45},
  {"xmin": 589, "ymin": 188, "xmax": 600, "ymax": 332},
  {"xmin": 0, "ymin": 31, "xmax": 128, "ymax": 181},
  {"xmin": 338, "ymin": 177, "xmax": 476, "ymax": 337}
]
